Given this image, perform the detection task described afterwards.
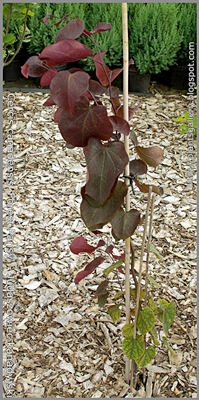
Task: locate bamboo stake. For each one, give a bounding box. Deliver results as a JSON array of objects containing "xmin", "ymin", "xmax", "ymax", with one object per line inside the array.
[{"xmin": 122, "ymin": 3, "xmax": 131, "ymax": 384}]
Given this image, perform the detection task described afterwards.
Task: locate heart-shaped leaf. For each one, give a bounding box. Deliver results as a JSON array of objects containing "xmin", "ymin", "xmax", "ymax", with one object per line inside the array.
[
  {"xmin": 58, "ymin": 97, "xmax": 113, "ymax": 147},
  {"xmin": 80, "ymin": 181, "xmax": 128, "ymax": 230},
  {"xmin": 39, "ymin": 39, "xmax": 93, "ymax": 66},
  {"xmin": 108, "ymin": 304, "xmax": 121, "ymax": 322},
  {"xmin": 50, "ymin": 70, "xmax": 90, "ymax": 113},
  {"xmin": 137, "ymin": 307, "xmax": 155, "ymax": 335},
  {"xmin": 84, "ymin": 138, "xmax": 129, "ymax": 205},
  {"xmin": 136, "ymin": 346, "xmax": 156, "ymax": 368},
  {"xmin": 122, "ymin": 336, "xmax": 145, "ymax": 360},
  {"xmin": 135, "ymin": 146, "xmax": 164, "ymax": 167},
  {"xmin": 111, "ymin": 208, "xmax": 140, "ymax": 240}
]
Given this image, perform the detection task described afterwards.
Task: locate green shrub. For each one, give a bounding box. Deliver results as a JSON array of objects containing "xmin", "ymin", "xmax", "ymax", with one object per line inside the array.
[
  {"xmin": 175, "ymin": 3, "xmax": 197, "ymax": 65},
  {"xmin": 80, "ymin": 3, "xmax": 123, "ymax": 71},
  {"xmin": 128, "ymin": 3, "xmax": 183, "ymax": 74},
  {"xmin": 27, "ymin": 3, "xmax": 85, "ymax": 54}
]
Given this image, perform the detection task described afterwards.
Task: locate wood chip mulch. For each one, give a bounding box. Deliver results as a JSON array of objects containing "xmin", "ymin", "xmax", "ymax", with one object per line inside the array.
[{"xmin": 3, "ymin": 89, "xmax": 197, "ymax": 398}]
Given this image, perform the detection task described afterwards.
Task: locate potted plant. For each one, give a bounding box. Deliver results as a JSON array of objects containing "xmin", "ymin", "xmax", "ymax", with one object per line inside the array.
[
  {"xmin": 128, "ymin": 3, "xmax": 183, "ymax": 92},
  {"xmin": 3, "ymin": 2, "xmax": 36, "ymax": 81}
]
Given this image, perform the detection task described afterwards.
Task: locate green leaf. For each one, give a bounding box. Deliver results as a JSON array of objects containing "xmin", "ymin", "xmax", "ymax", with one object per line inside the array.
[
  {"xmin": 137, "ymin": 307, "xmax": 155, "ymax": 335},
  {"xmin": 158, "ymin": 299, "xmax": 169, "ymax": 310},
  {"xmin": 108, "ymin": 304, "xmax": 121, "ymax": 322},
  {"xmin": 148, "ymin": 298, "xmax": 159, "ymax": 313},
  {"xmin": 130, "ymin": 288, "xmax": 145, "ymax": 300},
  {"xmin": 136, "ymin": 346, "xmax": 156, "ymax": 368},
  {"xmin": 114, "ymin": 290, "xmax": 124, "ymax": 299},
  {"xmin": 104, "ymin": 259, "xmax": 124, "ymax": 277},
  {"xmin": 98, "ymin": 293, "xmax": 108, "ymax": 307},
  {"xmin": 150, "ymin": 243, "xmax": 164, "ymax": 261},
  {"xmin": 150, "ymin": 325, "xmax": 160, "ymax": 346},
  {"xmin": 163, "ymin": 302, "xmax": 176, "ymax": 334},
  {"xmin": 122, "ymin": 323, "xmax": 134, "ymax": 337},
  {"xmin": 122, "ymin": 336, "xmax": 144, "ymax": 360},
  {"xmin": 148, "ymin": 276, "xmax": 161, "ymax": 289},
  {"xmin": 3, "ymin": 33, "xmax": 16, "ymax": 45},
  {"xmin": 162, "ymin": 336, "xmax": 175, "ymax": 357}
]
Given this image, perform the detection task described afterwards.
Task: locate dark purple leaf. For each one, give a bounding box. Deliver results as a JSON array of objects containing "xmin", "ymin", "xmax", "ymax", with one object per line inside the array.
[
  {"xmin": 81, "ymin": 22, "xmax": 112, "ymax": 36},
  {"xmin": 93, "ymin": 52, "xmax": 122, "ymax": 87},
  {"xmin": 84, "ymin": 138, "xmax": 129, "ymax": 205},
  {"xmin": 50, "ymin": 70, "xmax": 90, "ymax": 113},
  {"xmin": 39, "ymin": 39, "xmax": 93, "ymax": 66},
  {"xmin": 111, "ymin": 208, "xmax": 141, "ymax": 240},
  {"xmin": 109, "ymin": 116, "xmax": 130, "ymax": 136},
  {"xmin": 74, "ymin": 256, "xmax": 105, "ymax": 284},
  {"xmin": 129, "ymin": 159, "xmax": 147, "ymax": 176},
  {"xmin": 56, "ymin": 19, "xmax": 85, "ymax": 41},
  {"xmin": 94, "ymin": 280, "xmax": 109, "ymax": 297},
  {"xmin": 58, "ymin": 96, "xmax": 113, "ymax": 147},
  {"xmin": 21, "ymin": 56, "xmax": 47, "ymax": 78},
  {"xmin": 80, "ymin": 181, "xmax": 128, "ymax": 230},
  {"xmin": 40, "ymin": 68, "xmax": 57, "ymax": 86}
]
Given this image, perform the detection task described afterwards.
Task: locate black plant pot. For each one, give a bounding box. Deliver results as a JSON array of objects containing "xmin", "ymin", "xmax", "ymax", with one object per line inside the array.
[
  {"xmin": 3, "ymin": 58, "xmax": 21, "ymax": 82},
  {"xmin": 129, "ymin": 69, "xmax": 151, "ymax": 93},
  {"xmin": 153, "ymin": 65, "xmax": 188, "ymax": 90},
  {"xmin": 113, "ymin": 69, "xmax": 151, "ymax": 93}
]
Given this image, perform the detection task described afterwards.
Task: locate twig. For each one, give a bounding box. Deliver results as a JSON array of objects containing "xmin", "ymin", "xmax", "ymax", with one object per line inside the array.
[
  {"xmin": 145, "ymin": 193, "xmax": 155, "ymax": 305},
  {"xmin": 122, "ymin": 2, "xmax": 131, "ymax": 384}
]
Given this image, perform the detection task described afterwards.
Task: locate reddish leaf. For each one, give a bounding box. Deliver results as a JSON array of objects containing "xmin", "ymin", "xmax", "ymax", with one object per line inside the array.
[
  {"xmin": 93, "ymin": 52, "xmax": 122, "ymax": 86},
  {"xmin": 40, "ymin": 68, "xmax": 57, "ymax": 86},
  {"xmin": 70, "ymin": 236, "xmax": 104, "ymax": 254},
  {"xmin": 80, "ymin": 181, "xmax": 128, "ymax": 231},
  {"xmin": 129, "ymin": 159, "xmax": 147, "ymax": 176},
  {"xmin": 74, "ymin": 256, "xmax": 105, "ymax": 284},
  {"xmin": 84, "ymin": 138, "xmax": 129, "ymax": 205},
  {"xmin": 54, "ymin": 14, "xmax": 70, "ymax": 27},
  {"xmin": 55, "ymin": 19, "xmax": 85, "ymax": 41},
  {"xmin": 109, "ymin": 116, "xmax": 130, "ymax": 136},
  {"xmin": 89, "ymin": 79, "xmax": 106, "ymax": 96},
  {"xmin": 81, "ymin": 22, "xmax": 112, "ymax": 36},
  {"xmin": 70, "ymin": 236, "xmax": 96, "ymax": 254},
  {"xmin": 135, "ymin": 146, "xmax": 164, "ymax": 167},
  {"xmin": 105, "ymin": 245, "xmax": 125, "ymax": 260},
  {"xmin": 134, "ymin": 179, "xmax": 164, "ymax": 196},
  {"xmin": 50, "ymin": 70, "xmax": 90, "ymax": 113},
  {"xmin": 21, "ymin": 56, "xmax": 47, "ymax": 78},
  {"xmin": 54, "ymin": 107, "xmax": 63, "ymax": 122},
  {"xmin": 39, "ymin": 39, "xmax": 93, "ymax": 66},
  {"xmin": 94, "ymin": 280, "xmax": 109, "ymax": 297},
  {"xmin": 111, "ymin": 208, "xmax": 141, "ymax": 240},
  {"xmin": 58, "ymin": 96, "xmax": 113, "ymax": 147}
]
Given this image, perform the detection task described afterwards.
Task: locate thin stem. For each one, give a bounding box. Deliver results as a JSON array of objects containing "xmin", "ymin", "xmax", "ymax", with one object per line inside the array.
[
  {"xmin": 133, "ymin": 186, "xmax": 152, "ymax": 340},
  {"xmin": 144, "ymin": 193, "xmax": 155, "ymax": 306},
  {"xmin": 122, "ymin": 2, "xmax": 131, "ymax": 384},
  {"xmin": 4, "ymin": 5, "xmax": 30, "ymax": 67}
]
